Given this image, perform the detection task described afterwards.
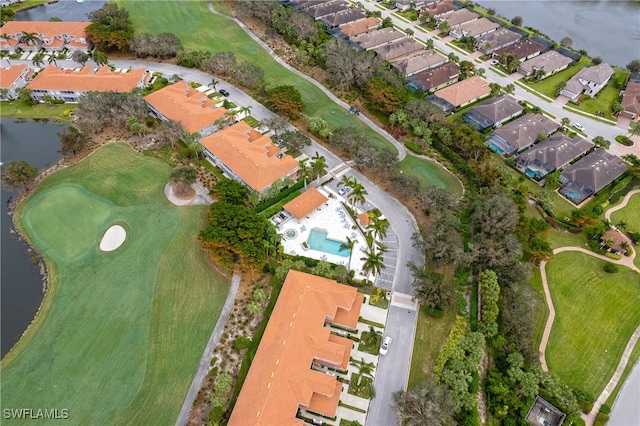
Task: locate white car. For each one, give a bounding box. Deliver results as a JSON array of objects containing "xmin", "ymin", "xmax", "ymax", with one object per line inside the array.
[
  {"xmin": 379, "ymin": 336, "xmax": 392, "ymax": 356},
  {"xmin": 572, "ymin": 122, "xmax": 585, "ymax": 132}
]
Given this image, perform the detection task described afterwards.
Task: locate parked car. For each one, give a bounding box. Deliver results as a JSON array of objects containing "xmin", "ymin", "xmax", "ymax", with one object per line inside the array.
[
  {"xmin": 218, "ymin": 89, "xmax": 230, "ymax": 97},
  {"xmin": 379, "ymin": 336, "xmax": 392, "ymax": 356},
  {"xmin": 274, "ymin": 139, "xmax": 284, "ymax": 147},
  {"xmin": 572, "ymin": 122, "xmax": 585, "ymax": 131},
  {"xmin": 275, "ymin": 152, "xmax": 285, "ymax": 159},
  {"xmin": 490, "ymin": 59, "xmax": 499, "ymax": 66},
  {"xmin": 338, "ymin": 187, "xmax": 351, "ymax": 196}
]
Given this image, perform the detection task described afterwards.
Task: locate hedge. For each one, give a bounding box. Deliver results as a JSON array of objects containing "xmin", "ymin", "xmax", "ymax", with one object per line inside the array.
[
  {"xmin": 259, "ymin": 190, "xmax": 302, "ymax": 218},
  {"xmin": 433, "ymin": 315, "xmax": 469, "ymax": 379},
  {"xmin": 255, "ymin": 180, "xmax": 305, "ymax": 212},
  {"xmin": 405, "ymin": 141, "xmax": 424, "ymax": 155},
  {"xmin": 432, "ymin": 137, "xmax": 479, "ymax": 191}
]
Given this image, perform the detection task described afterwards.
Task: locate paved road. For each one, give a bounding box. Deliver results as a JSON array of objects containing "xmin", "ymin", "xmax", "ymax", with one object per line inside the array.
[
  {"xmin": 608, "ymin": 360, "xmax": 640, "ymax": 426},
  {"xmin": 175, "ymin": 272, "xmax": 241, "ymax": 426}
]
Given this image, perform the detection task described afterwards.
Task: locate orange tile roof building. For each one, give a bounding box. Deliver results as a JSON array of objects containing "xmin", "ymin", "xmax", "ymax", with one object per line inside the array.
[
  {"xmin": 0, "ymin": 21, "xmax": 91, "ymax": 52},
  {"xmin": 284, "ymin": 188, "xmax": 328, "ymax": 220},
  {"xmin": 144, "ymin": 81, "xmax": 228, "ymax": 136},
  {"xmin": 26, "ymin": 66, "xmax": 151, "ymax": 103},
  {"xmin": 228, "ymin": 270, "xmax": 364, "ymax": 426},
  {"xmin": 427, "ymin": 75, "xmax": 491, "ymax": 113},
  {"xmin": 200, "ymin": 121, "xmax": 299, "ymax": 193},
  {"xmin": 0, "ymin": 64, "xmax": 31, "ymax": 100},
  {"xmin": 337, "ymin": 17, "xmax": 380, "ymax": 38}
]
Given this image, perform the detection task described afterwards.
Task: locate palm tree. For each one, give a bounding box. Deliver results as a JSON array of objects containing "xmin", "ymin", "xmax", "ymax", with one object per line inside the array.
[
  {"xmin": 238, "ymin": 105, "xmax": 252, "ymax": 119},
  {"xmin": 208, "ymin": 77, "xmax": 219, "ymax": 90},
  {"xmin": 338, "ymin": 175, "xmax": 355, "ymax": 189},
  {"xmin": 93, "ymin": 50, "xmax": 108, "ymax": 66},
  {"xmin": 350, "ymin": 357, "xmax": 375, "ymax": 387},
  {"xmin": 47, "ymin": 54, "xmax": 57, "ymax": 66},
  {"xmin": 362, "ymin": 325, "xmax": 381, "ymax": 348},
  {"xmin": 19, "ymin": 31, "xmax": 41, "ymax": 49},
  {"xmin": 348, "ymin": 182, "xmax": 368, "ymax": 209},
  {"xmin": 297, "ymin": 159, "xmax": 311, "ymax": 189},
  {"xmin": 360, "ymin": 248, "xmax": 385, "ymax": 283},
  {"xmin": 339, "ymin": 236, "xmax": 357, "ymax": 271},
  {"xmin": 31, "ymin": 53, "xmax": 45, "ymax": 67},
  {"xmin": 369, "ymin": 217, "xmax": 389, "ymax": 241},
  {"xmin": 310, "ymin": 152, "xmax": 327, "ymax": 185}
]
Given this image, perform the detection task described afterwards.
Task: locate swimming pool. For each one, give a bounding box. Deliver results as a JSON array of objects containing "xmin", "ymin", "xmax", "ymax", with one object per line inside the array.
[
  {"xmin": 487, "ymin": 142, "xmax": 504, "ymax": 154},
  {"xmin": 307, "ymin": 229, "xmax": 350, "ymax": 257}
]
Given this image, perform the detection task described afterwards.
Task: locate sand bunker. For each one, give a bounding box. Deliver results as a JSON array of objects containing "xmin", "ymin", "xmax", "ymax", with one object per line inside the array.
[{"xmin": 99, "ymin": 225, "xmax": 126, "ymax": 252}]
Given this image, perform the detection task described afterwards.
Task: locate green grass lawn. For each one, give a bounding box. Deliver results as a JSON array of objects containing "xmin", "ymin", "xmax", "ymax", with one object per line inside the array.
[
  {"xmin": 524, "ymin": 57, "xmax": 591, "ymax": 99},
  {"xmin": 0, "ymin": 99, "xmax": 74, "ymax": 121},
  {"xmin": 408, "ymin": 306, "xmax": 457, "ymax": 389},
  {"xmin": 570, "ymin": 70, "xmax": 629, "ymax": 119},
  {"xmin": 399, "ymin": 154, "xmax": 464, "ymax": 199},
  {"xmin": 544, "ymin": 252, "xmax": 640, "ymax": 400},
  {"xmin": 604, "ymin": 340, "xmax": 640, "ymax": 409},
  {"xmin": 1, "ymin": 143, "xmax": 229, "ymax": 425}
]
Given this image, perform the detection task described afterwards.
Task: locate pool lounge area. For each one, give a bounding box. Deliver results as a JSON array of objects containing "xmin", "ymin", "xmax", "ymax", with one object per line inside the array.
[{"xmin": 276, "ymin": 187, "xmax": 369, "ymax": 280}]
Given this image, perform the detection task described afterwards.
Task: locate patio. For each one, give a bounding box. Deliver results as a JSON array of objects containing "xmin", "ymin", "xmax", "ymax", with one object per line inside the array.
[{"xmin": 277, "ymin": 187, "xmax": 369, "ymax": 281}]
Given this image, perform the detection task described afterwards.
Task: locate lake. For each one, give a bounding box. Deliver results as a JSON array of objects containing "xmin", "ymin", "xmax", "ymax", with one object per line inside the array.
[
  {"xmin": 476, "ymin": 0, "xmax": 640, "ymax": 68},
  {"xmin": 15, "ymin": 0, "xmax": 107, "ymax": 22},
  {"xmin": 1, "ymin": 119, "xmax": 66, "ymax": 359}
]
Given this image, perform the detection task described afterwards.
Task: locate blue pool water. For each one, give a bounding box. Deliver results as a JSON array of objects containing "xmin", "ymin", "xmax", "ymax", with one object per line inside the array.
[
  {"xmin": 487, "ymin": 142, "xmax": 504, "ymax": 154},
  {"xmin": 525, "ymin": 168, "xmax": 541, "ymax": 180},
  {"xmin": 307, "ymin": 229, "xmax": 350, "ymax": 257},
  {"xmin": 563, "ymin": 191, "xmax": 582, "ymax": 200}
]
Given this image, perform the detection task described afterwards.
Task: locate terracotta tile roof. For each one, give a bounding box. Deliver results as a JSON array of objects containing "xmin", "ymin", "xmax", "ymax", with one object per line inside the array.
[
  {"xmin": 622, "ymin": 81, "xmax": 640, "ymax": 115},
  {"xmin": 0, "ymin": 64, "xmax": 27, "ymax": 89},
  {"xmin": 228, "ymin": 270, "xmax": 363, "ymax": 426},
  {"xmin": 432, "ymin": 75, "xmax": 490, "ymax": 107},
  {"xmin": 357, "ymin": 211, "xmax": 371, "ymax": 227},
  {"xmin": 0, "ymin": 21, "xmax": 89, "ymax": 43},
  {"xmin": 331, "ymin": 292, "xmax": 365, "ymax": 330},
  {"xmin": 200, "ymin": 121, "xmax": 299, "ymax": 192},
  {"xmin": 338, "ymin": 17, "xmax": 380, "ymax": 37},
  {"xmin": 144, "ymin": 81, "xmax": 227, "ymax": 134},
  {"xmin": 27, "ymin": 65, "xmax": 149, "ymax": 93},
  {"xmin": 283, "ymin": 187, "xmax": 328, "ymax": 219}
]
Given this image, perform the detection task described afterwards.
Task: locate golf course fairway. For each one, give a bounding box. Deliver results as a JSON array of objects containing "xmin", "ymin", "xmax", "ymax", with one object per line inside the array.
[{"xmin": 0, "ymin": 143, "xmax": 229, "ymax": 425}]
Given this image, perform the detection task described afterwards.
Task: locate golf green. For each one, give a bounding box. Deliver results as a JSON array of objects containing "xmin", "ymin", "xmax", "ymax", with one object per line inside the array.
[
  {"xmin": 1, "ymin": 144, "xmax": 229, "ymax": 425},
  {"xmin": 399, "ymin": 154, "xmax": 464, "ymax": 198}
]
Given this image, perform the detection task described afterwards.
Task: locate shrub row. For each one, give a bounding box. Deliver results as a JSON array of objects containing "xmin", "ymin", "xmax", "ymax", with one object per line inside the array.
[
  {"xmin": 259, "ymin": 190, "xmax": 302, "ymax": 218},
  {"xmin": 255, "ymin": 180, "xmax": 304, "ymax": 212},
  {"xmin": 433, "ymin": 315, "xmax": 468, "ymax": 379},
  {"xmin": 432, "ymin": 137, "xmax": 479, "ymax": 191}
]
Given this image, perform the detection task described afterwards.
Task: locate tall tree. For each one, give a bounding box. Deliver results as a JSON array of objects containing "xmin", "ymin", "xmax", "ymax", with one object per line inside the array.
[
  {"xmin": 93, "ymin": 50, "xmax": 108, "ymax": 66},
  {"xmin": 626, "ymin": 59, "xmax": 640, "ymax": 73},
  {"xmin": 393, "ymin": 379, "xmax": 457, "ymax": 426},
  {"xmin": 19, "ymin": 31, "xmax": 41, "ymax": 49},
  {"xmin": 1, "ymin": 160, "xmax": 39, "ymax": 192},
  {"xmin": 58, "ymin": 126, "xmax": 89, "ymax": 156},
  {"xmin": 71, "ymin": 50, "xmax": 89, "ymax": 66},
  {"xmin": 360, "ymin": 248, "xmax": 385, "ymax": 282},
  {"xmin": 348, "ymin": 181, "xmax": 368, "ymax": 209},
  {"xmin": 310, "ymin": 152, "xmax": 327, "ymax": 184},
  {"xmin": 339, "ymin": 236, "xmax": 357, "ymax": 271},
  {"xmin": 210, "ymin": 178, "xmax": 249, "ymax": 205},
  {"xmin": 408, "ymin": 262, "xmax": 452, "ymax": 311},
  {"xmin": 350, "ymin": 357, "xmax": 375, "ymax": 386}
]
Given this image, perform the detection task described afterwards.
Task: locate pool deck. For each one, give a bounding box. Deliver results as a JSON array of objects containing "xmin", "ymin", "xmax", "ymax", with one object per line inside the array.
[{"xmin": 278, "ymin": 187, "xmax": 369, "ymax": 281}]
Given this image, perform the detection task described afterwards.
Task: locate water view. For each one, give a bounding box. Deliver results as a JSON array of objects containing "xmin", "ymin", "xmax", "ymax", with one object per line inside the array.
[
  {"xmin": 15, "ymin": 0, "xmax": 107, "ymax": 22},
  {"xmin": 477, "ymin": 0, "xmax": 640, "ymax": 68},
  {"xmin": 1, "ymin": 119, "xmax": 66, "ymax": 358}
]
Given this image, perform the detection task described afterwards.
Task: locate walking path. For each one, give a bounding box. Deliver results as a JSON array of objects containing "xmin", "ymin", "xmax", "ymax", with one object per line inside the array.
[
  {"xmin": 175, "ymin": 272, "xmax": 241, "ymax": 426},
  {"xmin": 605, "ymin": 189, "xmax": 640, "ymax": 227},
  {"xmin": 538, "ymin": 239, "xmax": 640, "ymax": 426},
  {"xmin": 206, "ymin": 1, "xmax": 407, "ymax": 160}
]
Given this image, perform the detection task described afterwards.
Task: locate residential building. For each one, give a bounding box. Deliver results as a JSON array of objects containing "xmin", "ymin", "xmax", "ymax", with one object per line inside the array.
[
  {"xmin": 228, "ymin": 270, "xmax": 364, "ymax": 426},
  {"xmin": 476, "ymin": 28, "xmax": 522, "ymax": 54},
  {"xmin": 27, "ymin": 65, "xmax": 151, "ymax": 103},
  {"xmin": 560, "ymin": 63, "xmax": 614, "ymax": 100},
  {"xmin": 303, "ymin": 0, "xmax": 349, "ymax": 19},
  {"xmin": 372, "ymin": 38, "xmax": 425, "ymax": 62},
  {"xmin": 395, "ymin": 0, "xmax": 430, "ymax": 12},
  {"xmin": 421, "ymin": 0, "xmax": 455, "ymax": 18},
  {"xmin": 514, "ymin": 133, "xmax": 594, "ymax": 181},
  {"xmin": 601, "ymin": 230, "xmax": 629, "ymax": 255},
  {"xmin": 199, "ymin": 121, "xmax": 299, "ymax": 194},
  {"xmin": 144, "ymin": 80, "xmax": 228, "ymax": 137},
  {"xmin": 0, "ymin": 64, "xmax": 32, "ymax": 100},
  {"xmin": 335, "ymin": 17, "xmax": 380, "ymax": 38},
  {"xmin": 427, "ymin": 75, "xmax": 491, "ymax": 113},
  {"xmin": 320, "ymin": 8, "xmax": 367, "ymax": 29},
  {"xmin": 492, "ymin": 38, "xmax": 546, "ymax": 61},
  {"xmin": 463, "ymin": 94, "xmax": 524, "ymax": 131},
  {"xmin": 525, "ymin": 396, "xmax": 566, "ymax": 426},
  {"xmin": 559, "ymin": 149, "xmax": 628, "ymax": 205},
  {"xmin": 486, "ymin": 113, "xmax": 559, "ymax": 156},
  {"xmin": 0, "ymin": 21, "xmax": 91, "ymax": 52},
  {"xmin": 450, "ymin": 17, "xmax": 500, "ymax": 39},
  {"xmin": 349, "ymin": 27, "xmax": 406, "ymax": 50},
  {"xmin": 621, "ymin": 81, "xmax": 640, "ymax": 120},
  {"xmin": 436, "ymin": 8, "xmax": 479, "ymax": 27},
  {"xmin": 284, "ymin": 188, "xmax": 328, "ymax": 220},
  {"xmin": 519, "ymin": 50, "xmax": 574, "ymax": 78},
  {"xmin": 391, "ymin": 50, "xmax": 447, "ymax": 76},
  {"xmin": 408, "ymin": 61, "xmax": 459, "ymax": 92}
]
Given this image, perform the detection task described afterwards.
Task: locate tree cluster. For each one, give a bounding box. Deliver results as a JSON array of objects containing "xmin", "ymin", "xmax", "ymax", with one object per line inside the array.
[
  {"xmin": 265, "ymin": 85, "xmax": 304, "ymax": 119},
  {"xmin": 328, "ymin": 127, "xmax": 398, "ymax": 177},
  {"xmin": 478, "ymin": 269, "xmax": 499, "ymax": 339},
  {"xmin": 75, "ymin": 92, "xmax": 148, "ymax": 134},
  {"xmin": 57, "ymin": 126, "xmax": 89, "ymax": 156},
  {"xmin": 86, "ymin": 3, "xmax": 133, "ymax": 52},
  {"xmin": 1, "ymin": 160, "xmax": 39, "ymax": 193},
  {"xmin": 129, "ymin": 33, "xmax": 182, "ymax": 59}
]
